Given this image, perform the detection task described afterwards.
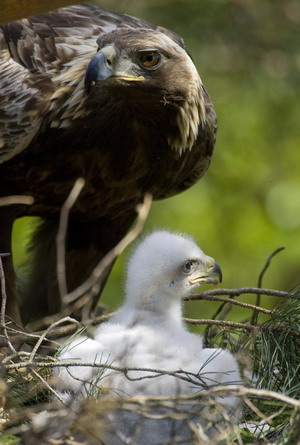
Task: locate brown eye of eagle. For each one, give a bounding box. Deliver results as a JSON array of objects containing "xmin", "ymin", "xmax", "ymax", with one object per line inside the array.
[{"xmin": 140, "ymin": 52, "xmax": 161, "ymax": 68}]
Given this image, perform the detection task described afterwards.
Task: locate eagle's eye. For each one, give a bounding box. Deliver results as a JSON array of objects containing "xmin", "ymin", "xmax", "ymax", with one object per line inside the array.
[
  {"xmin": 183, "ymin": 260, "xmax": 198, "ymax": 274},
  {"xmin": 139, "ymin": 52, "xmax": 161, "ymax": 68}
]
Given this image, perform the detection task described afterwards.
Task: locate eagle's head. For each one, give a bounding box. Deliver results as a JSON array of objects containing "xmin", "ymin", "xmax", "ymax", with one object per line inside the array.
[
  {"xmin": 124, "ymin": 231, "xmax": 222, "ymax": 311},
  {"xmin": 85, "ymin": 29, "xmax": 207, "ymax": 155}
]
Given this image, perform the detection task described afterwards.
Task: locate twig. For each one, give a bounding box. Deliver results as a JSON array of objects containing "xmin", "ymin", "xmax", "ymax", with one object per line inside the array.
[
  {"xmin": 207, "ymin": 385, "xmax": 300, "ymax": 408},
  {"xmin": 0, "ymin": 253, "xmax": 17, "ymax": 354},
  {"xmin": 30, "ymin": 368, "xmax": 70, "ymax": 406},
  {"xmin": 257, "ymin": 247, "xmax": 285, "ymax": 290},
  {"xmin": 202, "ymin": 298, "xmax": 232, "ymax": 347},
  {"xmin": 113, "ymin": 384, "xmax": 300, "ymax": 408},
  {"xmin": 186, "ymin": 294, "xmax": 273, "ymax": 314},
  {"xmin": 251, "ymin": 246, "xmax": 285, "ymax": 326},
  {"xmin": 24, "ymin": 374, "xmax": 297, "ymax": 409},
  {"xmin": 0, "ymin": 313, "xmax": 111, "ymax": 348},
  {"xmin": 28, "ymin": 194, "xmax": 151, "ymax": 330},
  {"xmin": 63, "ymin": 193, "xmax": 152, "ymax": 305},
  {"xmin": 0, "ymin": 329, "xmax": 45, "ymax": 353},
  {"xmin": 243, "ymin": 396, "xmax": 269, "ymax": 421},
  {"xmin": 2, "ymin": 359, "xmax": 236, "ymax": 389},
  {"xmin": 184, "ymin": 317, "xmax": 300, "ymax": 337},
  {"xmin": 29, "ymin": 194, "xmax": 152, "ymax": 330},
  {"xmin": 0, "ymin": 287, "xmax": 291, "ymax": 348},
  {"xmin": 0, "ymin": 285, "xmax": 293, "ymax": 349},
  {"xmin": 2, "ymin": 351, "xmax": 57, "ymax": 365},
  {"xmin": 0, "ymin": 195, "xmax": 34, "ymax": 206},
  {"xmin": 184, "ymin": 318, "xmax": 257, "ymax": 332},
  {"xmin": 217, "ymin": 303, "xmax": 235, "ymax": 321},
  {"xmin": 31, "ymin": 286, "xmax": 287, "ymax": 332},
  {"xmin": 28, "ymin": 317, "xmax": 81, "ymax": 363},
  {"xmin": 56, "ymin": 178, "xmax": 86, "ymax": 300},
  {"xmin": 187, "ymin": 287, "xmax": 288, "ymax": 300}
]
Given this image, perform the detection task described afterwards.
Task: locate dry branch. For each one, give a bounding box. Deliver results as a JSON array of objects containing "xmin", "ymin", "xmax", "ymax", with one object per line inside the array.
[
  {"xmin": 250, "ymin": 246, "xmax": 285, "ymax": 326},
  {"xmin": 185, "ymin": 317, "xmax": 300, "ymax": 337},
  {"xmin": 0, "ymin": 286, "xmax": 293, "ymax": 348},
  {"xmin": 4, "ymin": 355, "xmax": 300, "ymax": 409},
  {"xmin": 0, "ymin": 212, "xmax": 297, "ymax": 444},
  {"xmin": 187, "ymin": 295, "xmax": 273, "ymax": 314},
  {"xmin": 184, "ymin": 318, "xmax": 257, "ymax": 332},
  {"xmin": 28, "ymin": 317, "xmax": 81, "ymax": 362},
  {"xmin": 106, "ymin": 385, "xmax": 300, "ymax": 408},
  {"xmin": 186, "ymin": 287, "xmax": 288, "ymax": 300},
  {"xmin": 0, "ymin": 254, "xmax": 17, "ymax": 354},
  {"xmin": 0, "ymin": 314, "xmax": 110, "ymax": 348},
  {"xmin": 27, "ymin": 193, "xmax": 152, "ymax": 331},
  {"xmin": 0, "ymin": 195, "xmax": 34, "ymax": 206},
  {"xmin": 62, "ymin": 193, "xmax": 152, "ymax": 305},
  {"xmin": 56, "ymin": 178, "xmax": 86, "ymax": 299}
]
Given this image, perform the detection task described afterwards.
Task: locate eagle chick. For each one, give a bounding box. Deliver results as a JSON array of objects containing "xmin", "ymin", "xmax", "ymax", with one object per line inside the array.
[{"xmin": 55, "ymin": 231, "xmax": 241, "ymax": 444}]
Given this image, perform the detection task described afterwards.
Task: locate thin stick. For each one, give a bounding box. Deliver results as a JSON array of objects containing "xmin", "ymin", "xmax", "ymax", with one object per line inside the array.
[
  {"xmin": 187, "ymin": 287, "xmax": 288, "ymax": 300},
  {"xmin": 30, "ymin": 369, "xmax": 69, "ymax": 406},
  {"xmin": 3, "ymin": 359, "xmax": 239, "ymax": 386},
  {"xmin": 0, "ymin": 286, "xmax": 290, "ymax": 348},
  {"xmin": 184, "ymin": 317, "xmax": 300, "ymax": 337},
  {"xmin": 208, "ymin": 385, "xmax": 300, "ymax": 408},
  {"xmin": 251, "ymin": 247, "xmax": 285, "ymax": 326},
  {"xmin": 115, "ymin": 385, "xmax": 300, "ymax": 408},
  {"xmin": 28, "ymin": 317, "xmax": 80, "ymax": 363},
  {"xmin": 29, "ymin": 194, "xmax": 152, "ymax": 329},
  {"xmin": 0, "ymin": 195, "xmax": 34, "ymax": 206},
  {"xmin": 56, "ymin": 178, "xmax": 86, "ymax": 299},
  {"xmin": 30, "ymin": 286, "xmax": 287, "ymax": 331},
  {"xmin": 0, "ymin": 253, "xmax": 17, "ymax": 354},
  {"xmin": 186, "ymin": 294, "xmax": 273, "ymax": 314},
  {"xmin": 258, "ymin": 247, "xmax": 285, "ymax": 289},
  {"xmin": 243, "ymin": 396, "xmax": 269, "ymax": 421},
  {"xmin": 6, "ymin": 357, "xmax": 299, "ymax": 409},
  {"xmin": 0, "ymin": 313, "xmax": 111, "ymax": 347},
  {"xmin": 184, "ymin": 318, "xmax": 256, "ymax": 331},
  {"xmin": 0, "ymin": 330, "xmax": 46, "ymax": 353},
  {"xmin": 63, "ymin": 193, "xmax": 152, "ymax": 305},
  {"xmin": 202, "ymin": 299, "xmax": 230, "ymax": 347}
]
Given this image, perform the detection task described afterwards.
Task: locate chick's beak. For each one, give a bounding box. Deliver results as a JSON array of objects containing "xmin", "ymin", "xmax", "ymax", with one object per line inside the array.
[{"xmin": 189, "ymin": 261, "xmax": 222, "ymax": 286}]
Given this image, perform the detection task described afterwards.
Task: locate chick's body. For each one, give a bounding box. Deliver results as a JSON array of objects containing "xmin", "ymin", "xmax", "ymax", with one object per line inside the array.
[{"xmin": 55, "ymin": 231, "xmax": 241, "ymax": 443}]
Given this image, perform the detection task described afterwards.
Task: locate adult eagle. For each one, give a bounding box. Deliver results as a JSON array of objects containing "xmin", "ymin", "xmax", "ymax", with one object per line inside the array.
[{"xmin": 0, "ymin": 4, "xmax": 217, "ymax": 326}]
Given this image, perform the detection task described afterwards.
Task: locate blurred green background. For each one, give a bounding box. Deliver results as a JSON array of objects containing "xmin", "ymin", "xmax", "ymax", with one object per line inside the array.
[{"xmin": 12, "ymin": 0, "xmax": 300, "ymax": 322}]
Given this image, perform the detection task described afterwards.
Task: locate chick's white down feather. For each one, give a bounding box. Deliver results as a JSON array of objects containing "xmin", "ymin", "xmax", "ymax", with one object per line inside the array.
[{"xmin": 55, "ymin": 231, "xmax": 242, "ymax": 441}]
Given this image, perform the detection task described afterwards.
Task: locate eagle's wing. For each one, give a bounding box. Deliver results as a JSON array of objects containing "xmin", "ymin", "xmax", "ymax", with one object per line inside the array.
[
  {"xmin": 0, "ymin": 5, "xmax": 185, "ymax": 163},
  {"xmin": 0, "ymin": 31, "xmax": 53, "ymax": 163}
]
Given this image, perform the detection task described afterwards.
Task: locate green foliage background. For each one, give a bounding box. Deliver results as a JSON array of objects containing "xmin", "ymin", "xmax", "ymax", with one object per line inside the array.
[{"xmin": 12, "ymin": 0, "xmax": 300, "ymax": 321}]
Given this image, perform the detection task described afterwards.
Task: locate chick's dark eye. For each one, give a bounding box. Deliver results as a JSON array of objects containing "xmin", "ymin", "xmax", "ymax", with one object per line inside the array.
[
  {"xmin": 183, "ymin": 260, "xmax": 197, "ymax": 274},
  {"xmin": 140, "ymin": 52, "xmax": 161, "ymax": 68}
]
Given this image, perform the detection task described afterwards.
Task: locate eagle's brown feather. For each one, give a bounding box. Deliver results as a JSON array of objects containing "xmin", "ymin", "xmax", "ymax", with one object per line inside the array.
[{"xmin": 0, "ymin": 4, "xmax": 217, "ymax": 325}]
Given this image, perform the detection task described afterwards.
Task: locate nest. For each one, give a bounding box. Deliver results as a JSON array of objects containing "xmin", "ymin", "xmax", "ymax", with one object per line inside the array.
[{"xmin": 1, "ymin": 194, "xmax": 299, "ymax": 444}]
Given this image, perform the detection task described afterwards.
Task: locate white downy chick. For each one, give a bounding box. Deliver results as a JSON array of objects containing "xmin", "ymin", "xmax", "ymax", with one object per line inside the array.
[{"xmin": 55, "ymin": 231, "xmax": 242, "ymax": 443}]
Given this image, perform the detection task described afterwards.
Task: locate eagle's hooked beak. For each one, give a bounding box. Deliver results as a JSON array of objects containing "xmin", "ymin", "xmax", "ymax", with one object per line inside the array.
[
  {"xmin": 85, "ymin": 51, "xmax": 113, "ymax": 93},
  {"xmin": 85, "ymin": 45, "xmax": 144, "ymax": 94},
  {"xmin": 189, "ymin": 261, "xmax": 222, "ymax": 286}
]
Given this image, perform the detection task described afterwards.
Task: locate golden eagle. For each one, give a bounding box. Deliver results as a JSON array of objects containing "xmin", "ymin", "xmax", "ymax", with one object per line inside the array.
[{"xmin": 0, "ymin": 4, "xmax": 217, "ymax": 325}]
